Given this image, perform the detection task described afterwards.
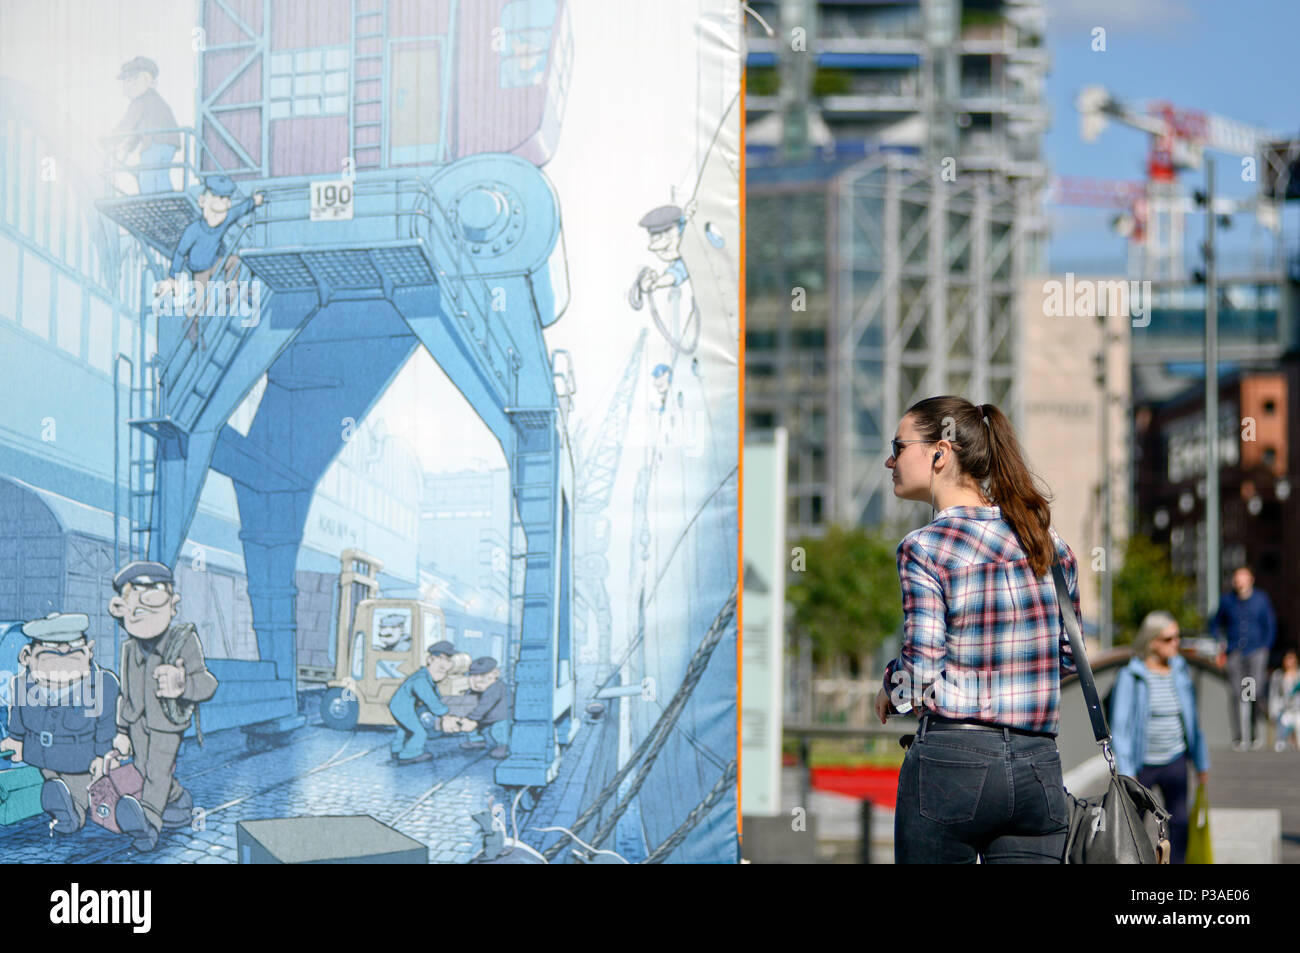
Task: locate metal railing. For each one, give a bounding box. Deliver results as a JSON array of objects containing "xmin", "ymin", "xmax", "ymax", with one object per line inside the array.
[{"xmin": 99, "ymin": 126, "xmax": 230, "ymax": 198}]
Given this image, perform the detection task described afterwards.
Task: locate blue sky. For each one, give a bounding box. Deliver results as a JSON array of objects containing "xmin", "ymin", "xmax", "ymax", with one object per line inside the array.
[{"xmin": 1042, "ymin": 0, "xmax": 1300, "ymax": 274}]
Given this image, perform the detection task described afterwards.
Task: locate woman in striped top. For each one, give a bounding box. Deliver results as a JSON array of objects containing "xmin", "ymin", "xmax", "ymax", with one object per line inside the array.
[
  {"xmin": 873, "ymin": 396, "xmax": 1081, "ymax": 863},
  {"xmin": 1109, "ymin": 611, "xmax": 1212, "ymax": 864}
]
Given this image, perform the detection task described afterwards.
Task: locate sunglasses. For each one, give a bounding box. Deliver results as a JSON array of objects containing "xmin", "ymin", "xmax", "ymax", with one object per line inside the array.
[{"xmin": 891, "ymin": 438, "xmax": 930, "ymax": 459}]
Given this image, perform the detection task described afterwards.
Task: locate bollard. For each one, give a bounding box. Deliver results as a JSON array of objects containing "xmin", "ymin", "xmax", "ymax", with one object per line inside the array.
[{"xmin": 859, "ymin": 799, "xmax": 873, "ymax": 864}]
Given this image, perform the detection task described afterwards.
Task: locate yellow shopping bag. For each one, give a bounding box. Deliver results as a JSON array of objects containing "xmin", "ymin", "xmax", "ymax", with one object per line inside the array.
[{"xmin": 1186, "ymin": 782, "xmax": 1214, "ymax": 864}]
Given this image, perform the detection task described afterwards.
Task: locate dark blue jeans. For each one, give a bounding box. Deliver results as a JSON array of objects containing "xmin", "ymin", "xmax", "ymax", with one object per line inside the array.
[
  {"xmin": 895, "ymin": 720, "xmax": 1069, "ymax": 864},
  {"xmin": 1136, "ymin": 753, "xmax": 1189, "ymax": 865}
]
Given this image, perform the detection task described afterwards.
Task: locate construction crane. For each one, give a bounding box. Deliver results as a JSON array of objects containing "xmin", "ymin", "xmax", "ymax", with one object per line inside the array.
[
  {"xmin": 1075, "ymin": 86, "xmax": 1283, "ymax": 282},
  {"xmin": 572, "ymin": 329, "xmax": 647, "ymax": 684},
  {"xmin": 1048, "ymin": 175, "xmax": 1148, "ymax": 275},
  {"xmin": 1049, "ymin": 174, "xmax": 1256, "ymax": 278}
]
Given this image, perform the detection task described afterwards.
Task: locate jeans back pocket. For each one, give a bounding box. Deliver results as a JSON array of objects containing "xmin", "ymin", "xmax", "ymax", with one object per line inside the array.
[
  {"xmin": 918, "ymin": 751, "xmax": 990, "ymax": 824},
  {"xmin": 1029, "ymin": 754, "xmax": 1068, "ymax": 826}
]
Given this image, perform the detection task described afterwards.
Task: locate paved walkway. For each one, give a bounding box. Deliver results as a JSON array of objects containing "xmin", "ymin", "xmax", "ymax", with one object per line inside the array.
[
  {"xmin": 1203, "ymin": 744, "xmax": 1300, "ymax": 864},
  {"xmin": 784, "ymin": 743, "xmax": 1299, "ymax": 864},
  {"xmin": 0, "ymin": 705, "xmax": 607, "ymax": 865}
]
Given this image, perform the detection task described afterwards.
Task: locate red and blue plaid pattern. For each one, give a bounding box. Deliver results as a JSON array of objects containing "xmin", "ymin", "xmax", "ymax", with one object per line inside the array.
[{"xmin": 882, "ymin": 505, "xmax": 1081, "ymax": 735}]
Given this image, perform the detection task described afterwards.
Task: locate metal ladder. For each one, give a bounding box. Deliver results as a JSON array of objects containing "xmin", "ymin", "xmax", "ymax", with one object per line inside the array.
[
  {"xmin": 128, "ymin": 356, "xmax": 158, "ymax": 562},
  {"xmin": 155, "ymin": 226, "xmax": 260, "ymax": 433},
  {"xmin": 507, "ymin": 411, "xmax": 559, "ymax": 673},
  {"xmin": 351, "ymin": 0, "xmax": 386, "ymax": 171}
]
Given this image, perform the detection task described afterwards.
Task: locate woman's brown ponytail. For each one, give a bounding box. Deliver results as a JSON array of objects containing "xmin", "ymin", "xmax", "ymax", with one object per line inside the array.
[{"xmin": 905, "ymin": 396, "xmax": 1055, "ymax": 577}]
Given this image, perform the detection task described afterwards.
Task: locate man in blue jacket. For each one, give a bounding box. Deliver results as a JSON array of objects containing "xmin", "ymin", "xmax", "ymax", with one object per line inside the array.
[
  {"xmin": 388, "ymin": 641, "xmax": 457, "ymax": 765},
  {"xmin": 154, "ymin": 174, "xmax": 264, "ymax": 324},
  {"xmin": 1213, "ymin": 565, "xmax": 1276, "ymax": 749},
  {"xmin": 0, "ymin": 612, "xmax": 120, "ymax": 834}
]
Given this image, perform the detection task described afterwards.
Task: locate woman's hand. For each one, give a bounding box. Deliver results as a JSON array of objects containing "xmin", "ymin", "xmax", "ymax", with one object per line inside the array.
[
  {"xmin": 874, "ymin": 687, "xmax": 893, "ymax": 725},
  {"xmin": 1197, "ymin": 771, "xmax": 1210, "ymax": 787}
]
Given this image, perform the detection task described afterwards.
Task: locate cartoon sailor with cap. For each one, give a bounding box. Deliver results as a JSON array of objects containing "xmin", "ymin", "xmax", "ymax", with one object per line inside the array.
[
  {"xmin": 105, "ymin": 561, "xmax": 218, "ymax": 851},
  {"xmin": 102, "ymin": 55, "xmax": 180, "ymax": 194},
  {"xmin": 458, "ymin": 657, "xmax": 512, "ymax": 760},
  {"xmin": 630, "ymin": 200, "xmax": 701, "ymax": 355},
  {"xmin": 154, "ymin": 174, "xmax": 265, "ymax": 322},
  {"xmin": 0, "ymin": 612, "xmax": 120, "ymax": 835},
  {"xmin": 651, "ymin": 363, "xmax": 673, "ymax": 414},
  {"xmin": 388, "ymin": 640, "xmax": 462, "ymax": 764}
]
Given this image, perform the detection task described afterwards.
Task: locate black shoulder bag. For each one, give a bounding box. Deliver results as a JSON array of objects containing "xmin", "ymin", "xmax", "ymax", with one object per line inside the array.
[{"xmin": 1051, "ymin": 557, "xmax": 1172, "ymax": 864}]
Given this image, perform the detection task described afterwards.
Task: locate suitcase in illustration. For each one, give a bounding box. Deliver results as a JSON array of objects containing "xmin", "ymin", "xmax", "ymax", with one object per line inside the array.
[
  {"xmin": 0, "ymin": 751, "xmax": 44, "ymax": 826},
  {"xmin": 87, "ymin": 763, "xmax": 144, "ymax": 834}
]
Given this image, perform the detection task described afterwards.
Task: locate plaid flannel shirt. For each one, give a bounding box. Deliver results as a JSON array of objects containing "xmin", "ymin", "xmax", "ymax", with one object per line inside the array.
[{"xmin": 882, "ymin": 505, "xmax": 1081, "ymax": 735}]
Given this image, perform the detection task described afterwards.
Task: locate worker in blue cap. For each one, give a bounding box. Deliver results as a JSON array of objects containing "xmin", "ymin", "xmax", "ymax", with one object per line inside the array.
[
  {"xmin": 388, "ymin": 640, "xmax": 460, "ymax": 764},
  {"xmin": 155, "ymin": 174, "xmax": 265, "ymax": 322},
  {"xmin": 458, "ymin": 657, "xmax": 512, "ymax": 759},
  {"xmin": 105, "ymin": 560, "xmax": 218, "ymax": 851},
  {"xmin": 651, "ymin": 363, "xmax": 673, "ymax": 413},
  {"xmin": 635, "ymin": 200, "xmax": 697, "ymax": 295},
  {"xmin": 631, "ymin": 199, "xmax": 702, "ymax": 356},
  {"xmin": 103, "ymin": 56, "xmax": 180, "ymax": 193},
  {"xmin": 0, "ymin": 612, "xmax": 120, "ymax": 835}
]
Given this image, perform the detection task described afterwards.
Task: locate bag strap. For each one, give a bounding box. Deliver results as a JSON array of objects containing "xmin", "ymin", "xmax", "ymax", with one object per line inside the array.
[{"xmin": 1050, "ymin": 557, "xmax": 1114, "ymax": 751}]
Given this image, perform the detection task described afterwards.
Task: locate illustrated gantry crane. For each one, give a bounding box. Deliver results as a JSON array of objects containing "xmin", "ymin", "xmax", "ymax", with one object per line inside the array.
[{"xmin": 1074, "ymin": 86, "xmax": 1285, "ymax": 282}]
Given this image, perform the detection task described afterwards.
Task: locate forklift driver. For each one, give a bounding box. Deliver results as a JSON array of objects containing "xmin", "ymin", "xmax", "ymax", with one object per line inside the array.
[
  {"xmin": 389, "ymin": 641, "xmax": 463, "ymax": 765},
  {"xmin": 374, "ymin": 614, "xmax": 411, "ymax": 652}
]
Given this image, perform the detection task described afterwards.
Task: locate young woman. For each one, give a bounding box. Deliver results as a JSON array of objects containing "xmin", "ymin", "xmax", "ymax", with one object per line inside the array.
[
  {"xmin": 873, "ymin": 396, "xmax": 1081, "ymax": 864},
  {"xmin": 1109, "ymin": 611, "xmax": 1211, "ymax": 864}
]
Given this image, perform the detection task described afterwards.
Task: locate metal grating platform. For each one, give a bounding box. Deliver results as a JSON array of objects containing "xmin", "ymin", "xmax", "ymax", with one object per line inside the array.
[
  {"xmin": 96, "ymin": 193, "xmax": 199, "ymax": 256},
  {"xmin": 240, "ymin": 241, "xmax": 437, "ymax": 294},
  {"xmin": 312, "ymin": 249, "xmax": 381, "ymax": 288},
  {"xmin": 370, "ymin": 245, "xmax": 435, "ymax": 286},
  {"xmin": 511, "ymin": 410, "xmax": 553, "ymax": 430},
  {"xmin": 241, "ymin": 251, "xmax": 315, "ymax": 292}
]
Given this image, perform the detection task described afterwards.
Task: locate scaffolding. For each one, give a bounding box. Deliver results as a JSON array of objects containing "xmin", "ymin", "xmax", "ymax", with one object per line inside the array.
[{"xmin": 831, "ymin": 153, "xmax": 1025, "ymax": 528}]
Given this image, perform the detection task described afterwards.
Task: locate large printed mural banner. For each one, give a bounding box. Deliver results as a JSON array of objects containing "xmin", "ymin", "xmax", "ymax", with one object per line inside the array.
[{"xmin": 0, "ymin": 0, "xmax": 741, "ymax": 864}]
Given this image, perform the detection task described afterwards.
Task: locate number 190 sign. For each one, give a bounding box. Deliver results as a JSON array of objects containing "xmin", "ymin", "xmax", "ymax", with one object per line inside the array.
[{"xmin": 310, "ymin": 180, "xmax": 354, "ymax": 222}]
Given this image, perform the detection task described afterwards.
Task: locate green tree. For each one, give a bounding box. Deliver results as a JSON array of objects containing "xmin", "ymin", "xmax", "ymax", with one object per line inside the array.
[
  {"xmin": 787, "ymin": 526, "xmax": 903, "ymax": 675},
  {"xmin": 1111, "ymin": 534, "xmax": 1201, "ymax": 645}
]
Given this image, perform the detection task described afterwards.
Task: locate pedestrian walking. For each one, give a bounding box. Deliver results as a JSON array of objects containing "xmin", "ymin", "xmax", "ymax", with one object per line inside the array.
[
  {"xmin": 1213, "ymin": 566, "xmax": 1276, "ymax": 750},
  {"xmin": 1108, "ymin": 611, "xmax": 1211, "ymax": 865},
  {"xmin": 1268, "ymin": 650, "xmax": 1300, "ymax": 752},
  {"xmin": 875, "ymin": 396, "xmax": 1079, "ymax": 864}
]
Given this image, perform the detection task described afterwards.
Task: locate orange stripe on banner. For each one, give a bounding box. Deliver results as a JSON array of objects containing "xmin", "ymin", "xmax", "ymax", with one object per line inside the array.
[{"xmin": 736, "ymin": 60, "xmax": 746, "ymax": 847}]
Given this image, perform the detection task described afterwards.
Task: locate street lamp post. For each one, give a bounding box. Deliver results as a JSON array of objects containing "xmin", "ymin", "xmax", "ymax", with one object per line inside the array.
[
  {"xmin": 1095, "ymin": 327, "xmax": 1113, "ymax": 651},
  {"xmin": 1203, "ymin": 158, "xmax": 1221, "ymax": 621}
]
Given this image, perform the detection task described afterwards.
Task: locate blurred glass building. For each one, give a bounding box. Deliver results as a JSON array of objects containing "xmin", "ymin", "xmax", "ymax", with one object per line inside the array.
[{"xmin": 744, "ymin": 0, "xmax": 1049, "ymax": 535}]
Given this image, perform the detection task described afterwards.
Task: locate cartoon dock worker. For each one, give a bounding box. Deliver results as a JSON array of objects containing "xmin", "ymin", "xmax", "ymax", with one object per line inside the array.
[
  {"xmin": 458, "ymin": 657, "xmax": 512, "ymax": 760},
  {"xmin": 651, "ymin": 363, "xmax": 673, "ymax": 413},
  {"xmin": 0, "ymin": 613, "xmax": 120, "ymax": 835},
  {"xmin": 103, "ymin": 56, "xmax": 180, "ymax": 194},
  {"xmin": 154, "ymin": 174, "xmax": 265, "ymax": 322},
  {"xmin": 105, "ymin": 561, "xmax": 218, "ymax": 851},
  {"xmin": 374, "ymin": 613, "xmax": 412, "ymax": 652},
  {"xmin": 389, "ymin": 640, "xmax": 459, "ymax": 765},
  {"xmin": 629, "ymin": 201, "xmax": 701, "ymax": 355}
]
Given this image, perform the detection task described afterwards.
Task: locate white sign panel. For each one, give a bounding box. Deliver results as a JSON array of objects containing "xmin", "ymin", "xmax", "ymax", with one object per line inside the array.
[{"xmin": 310, "ymin": 180, "xmax": 354, "ymax": 222}]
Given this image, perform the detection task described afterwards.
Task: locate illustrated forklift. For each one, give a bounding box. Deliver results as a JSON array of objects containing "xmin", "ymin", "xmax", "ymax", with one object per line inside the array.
[{"xmin": 318, "ymin": 550, "xmax": 477, "ymax": 733}]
